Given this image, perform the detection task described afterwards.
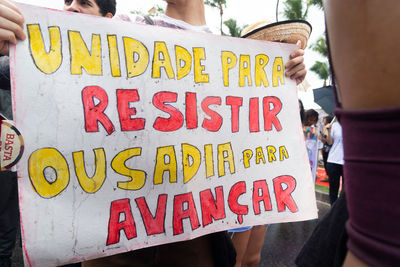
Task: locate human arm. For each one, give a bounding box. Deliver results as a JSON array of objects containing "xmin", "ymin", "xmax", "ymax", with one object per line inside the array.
[
  {"xmin": 324, "ymin": 0, "xmax": 400, "ymax": 266},
  {"xmin": 318, "ymin": 131, "xmax": 328, "ymax": 143},
  {"xmin": 324, "ymin": 123, "xmax": 333, "ymax": 146},
  {"xmin": 0, "ymin": 0, "xmax": 26, "ymax": 56},
  {"xmin": 285, "ymin": 40, "xmax": 306, "ymax": 85}
]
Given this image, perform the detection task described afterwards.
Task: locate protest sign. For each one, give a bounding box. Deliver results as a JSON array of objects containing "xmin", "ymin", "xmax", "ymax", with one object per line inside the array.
[{"xmin": 11, "ymin": 4, "xmax": 317, "ymax": 266}]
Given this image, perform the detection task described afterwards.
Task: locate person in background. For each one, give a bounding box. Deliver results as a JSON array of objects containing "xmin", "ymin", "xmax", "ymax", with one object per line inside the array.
[
  {"xmin": 303, "ymin": 109, "xmax": 319, "ymax": 127},
  {"xmin": 324, "ymin": 119, "xmax": 343, "ymax": 205},
  {"xmin": 298, "ymin": 99, "xmax": 305, "ymax": 125},
  {"xmin": 318, "ymin": 115, "xmax": 333, "ymax": 182}
]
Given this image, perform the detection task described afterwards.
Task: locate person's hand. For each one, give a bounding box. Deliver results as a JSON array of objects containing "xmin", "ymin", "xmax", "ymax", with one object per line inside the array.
[
  {"xmin": 0, "ymin": 0, "xmax": 26, "ymax": 56},
  {"xmin": 325, "ymin": 123, "xmax": 332, "ymax": 130},
  {"xmin": 285, "ymin": 40, "xmax": 306, "ymax": 85}
]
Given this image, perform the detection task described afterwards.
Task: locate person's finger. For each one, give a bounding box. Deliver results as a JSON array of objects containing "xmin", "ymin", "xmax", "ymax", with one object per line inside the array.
[
  {"xmin": 289, "ymin": 48, "xmax": 304, "ymax": 60},
  {"xmin": 295, "ymin": 73, "xmax": 306, "ymax": 85},
  {"xmin": 285, "ymin": 55, "xmax": 304, "ymax": 71},
  {"xmin": 0, "ymin": 40, "xmax": 10, "ymax": 55},
  {"xmin": 0, "ymin": 0, "xmax": 23, "ymax": 15},
  {"xmin": 289, "ymin": 64, "xmax": 306, "ymax": 79},
  {"xmin": 292, "ymin": 69, "xmax": 306, "ymax": 85},
  {"xmin": 296, "ymin": 40, "xmax": 302, "ymax": 48},
  {"xmin": 0, "ymin": 0, "xmax": 24, "ymax": 21},
  {"xmin": 285, "ymin": 58, "xmax": 304, "ymax": 77},
  {"xmin": 0, "ymin": 27, "xmax": 17, "ymax": 44},
  {"xmin": 0, "ymin": 13, "xmax": 25, "ymax": 41}
]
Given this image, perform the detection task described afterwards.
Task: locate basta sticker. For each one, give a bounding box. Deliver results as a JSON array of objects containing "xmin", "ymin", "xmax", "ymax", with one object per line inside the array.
[{"xmin": 0, "ymin": 121, "xmax": 24, "ymax": 171}]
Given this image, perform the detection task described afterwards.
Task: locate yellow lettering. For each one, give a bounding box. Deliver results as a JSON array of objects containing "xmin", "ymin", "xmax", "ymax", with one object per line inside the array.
[
  {"xmin": 154, "ymin": 146, "xmax": 177, "ymax": 184},
  {"xmin": 107, "ymin": 34, "xmax": 121, "ymax": 77},
  {"xmin": 242, "ymin": 149, "xmax": 253, "ymax": 169},
  {"xmin": 28, "ymin": 148, "xmax": 69, "ymax": 198},
  {"xmin": 279, "ymin": 146, "xmax": 289, "ymax": 161},
  {"xmin": 193, "ymin": 47, "xmax": 209, "ymax": 83},
  {"xmin": 111, "ymin": 148, "xmax": 146, "ymax": 190},
  {"xmin": 267, "ymin": 145, "xmax": 277, "ymax": 162},
  {"xmin": 182, "ymin": 143, "xmax": 201, "ymax": 183},
  {"xmin": 221, "ymin": 51, "xmax": 237, "ymax": 87},
  {"xmin": 69, "ymin": 31, "xmax": 102, "ymax": 75},
  {"xmin": 73, "ymin": 148, "xmax": 106, "ymax": 194},
  {"xmin": 272, "ymin": 57, "xmax": 285, "ymax": 87},
  {"xmin": 152, "ymin": 41, "xmax": 175, "ymax": 79},
  {"xmin": 123, "ymin": 37, "xmax": 149, "ymax": 78},
  {"xmin": 239, "ymin": 54, "xmax": 252, "ymax": 87},
  {"xmin": 218, "ymin": 142, "xmax": 235, "ymax": 177},
  {"xmin": 175, "ymin": 45, "xmax": 192, "ymax": 80},
  {"xmin": 255, "ymin": 54, "xmax": 269, "ymax": 87},
  {"xmin": 27, "ymin": 24, "xmax": 62, "ymax": 74},
  {"xmin": 204, "ymin": 144, "xmax": 214, "ymax": 178},
  {"xmin": 255, "ymin": 146, "xmax": 266, "ymax": 164}
]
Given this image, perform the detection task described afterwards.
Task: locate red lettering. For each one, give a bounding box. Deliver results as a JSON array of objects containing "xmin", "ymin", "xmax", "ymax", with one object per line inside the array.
[
  {"xmin": 106, "ymin": 199, "xmax": 137, "ymax": 246},
  {"xmin": 5, "ymin": 141, "xmax": 13, "ymax": 149},
  {"xmin": 135, "ymin": 194, "xmax": 167, "ymax": 236},
  {"xmin": 6, "ymin": 134, "xmax": 14, "ymax": 139},
  {"xmin": 201, "ymin": 96, "xmax": 222, "ymax": 132},
  {"xmin": 185, "ymin": 92, "xmax": 198, "ymax": 129},
  {"xmin": 200, "ymin": 186, "xmax": 226, "ymax": 227},
  {"xmin": 263, "ymin": 96, "xmax": 282, "ymax": 131},
  {"xmin": 249, "ymin": 97, "xmax": 260, "ymax": 132},
  {"xmin": 153, "ymin": 91, "xmax": 184, "ymax": 132},
  {"xmin": 82, "ymin": 86, "xmax": 115, "ymax": 135},
  {"xmin": 226, "ymin": 96, "xmax": 243, "ymax": 133},
  {"xmin": 116, "ymin": 89, "xmax": 145, "ymax": 131},
  {"xmin": 273, "ymin": 175, "xmax": 298, "ymax": 212},
  {"xmin": 173, "ymin": 192, "xmax": 200, "ymax": 235},
  {"xmin": 253, "ymin": 180, "xmax": 272, "ymax": 215},
  {"xmin": 228, "ymin": 181, "xmax": 248, "ymax": 224}
]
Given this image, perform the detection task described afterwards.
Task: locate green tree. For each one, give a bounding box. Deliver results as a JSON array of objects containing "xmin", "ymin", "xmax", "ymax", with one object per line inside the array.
[
  {"xmin": 205, "ymin": 0, "xmax": 227, "ymax": 35},
  {"xmin": 223, "ymin": 18, "xmax": 247, "ymax": 37},
  {"xmin": 283, "ymin": 0, "xmax": 310, "ymax": 20},
  {"xmin": 310, "ymin": 61, "xmax": 329, "ymax": 86},
  {"xmin": 311, "ymin": 36, "xmax": 328, "ymax": 57},
  {"xmin": 310, "ymin": 36, "xmax": 329, "ymax": 86},
  {"xmin": 308, "ymin": 0, "xmax": 323, "ymax": 9}
]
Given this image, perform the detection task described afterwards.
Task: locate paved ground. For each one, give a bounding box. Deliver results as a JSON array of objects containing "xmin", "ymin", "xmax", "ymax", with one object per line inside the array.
[
  {"xmin": 259, "ymin": 200, "xmax": 330, "ymax": 267},
  {"xmin": 11, "ymin": 199, "xmax": 330, "ymax": 267}
]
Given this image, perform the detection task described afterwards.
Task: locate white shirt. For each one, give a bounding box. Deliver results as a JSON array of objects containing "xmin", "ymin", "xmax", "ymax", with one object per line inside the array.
[
  {"xmin": 327, "ymin": 122, "xmax": 344, "ymax": 165},
  {"xmin": 116, "ymin": 14, "xmax": 213, "ymax": 34}
]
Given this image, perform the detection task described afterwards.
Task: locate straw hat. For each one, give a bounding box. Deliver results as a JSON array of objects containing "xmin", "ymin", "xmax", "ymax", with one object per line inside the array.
[{"xmin": 241, "ymin": 20, "xmax": 312, "ymax": 49}]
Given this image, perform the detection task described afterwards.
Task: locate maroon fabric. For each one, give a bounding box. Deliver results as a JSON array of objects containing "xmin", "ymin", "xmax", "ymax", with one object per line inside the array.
[{"xmin": 336, "ymin": 107, "xmax": 400, "ymax": 266}]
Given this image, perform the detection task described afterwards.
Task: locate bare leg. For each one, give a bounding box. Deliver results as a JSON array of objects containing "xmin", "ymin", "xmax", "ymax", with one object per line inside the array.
[
  {"xmin": 242, "ymin": 225, "xmax": 267, "ymax": 267},
  {"xmin": 231, "ymin": 229, "xmax": 252, "ymax": 267}
]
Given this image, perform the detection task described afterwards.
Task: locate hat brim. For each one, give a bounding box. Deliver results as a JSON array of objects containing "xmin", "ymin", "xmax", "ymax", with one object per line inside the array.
[{"xmin": 241, "ymin": 20, "xmax": 312, "ymax": 49}]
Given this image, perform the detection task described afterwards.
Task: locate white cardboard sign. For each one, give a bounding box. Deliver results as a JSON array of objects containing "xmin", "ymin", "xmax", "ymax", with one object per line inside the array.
[{"xmin": 11, "ymin": 4, "xmax": 317, "ymax": 266}]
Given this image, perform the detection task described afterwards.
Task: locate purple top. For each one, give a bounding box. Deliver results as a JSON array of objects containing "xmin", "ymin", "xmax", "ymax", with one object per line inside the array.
[{"xmin": 335, "ymin": 106, "xmax": 400, "ymax": 266}]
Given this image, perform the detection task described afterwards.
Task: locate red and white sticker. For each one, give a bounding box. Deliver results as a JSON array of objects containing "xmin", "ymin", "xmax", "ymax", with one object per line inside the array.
[{"xmin": 0, "ymin": 120, "xmax": 24, "ymax": 171}]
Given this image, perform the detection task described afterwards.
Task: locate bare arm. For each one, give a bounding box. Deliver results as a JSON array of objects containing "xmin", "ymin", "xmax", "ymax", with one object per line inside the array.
[
  {"xmin": 323, "ymin": 0, "xmax": 400, "ymax": 110},
  {"xmin": 324, "ymin": 123, "xmax": 333, "ymax": 146}
]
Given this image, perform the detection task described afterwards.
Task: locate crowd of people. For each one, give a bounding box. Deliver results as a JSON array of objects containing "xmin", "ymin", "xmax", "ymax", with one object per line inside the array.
[{"xmin": 0, "ymin": 0, "xmax": 399, "ymax": 266}]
